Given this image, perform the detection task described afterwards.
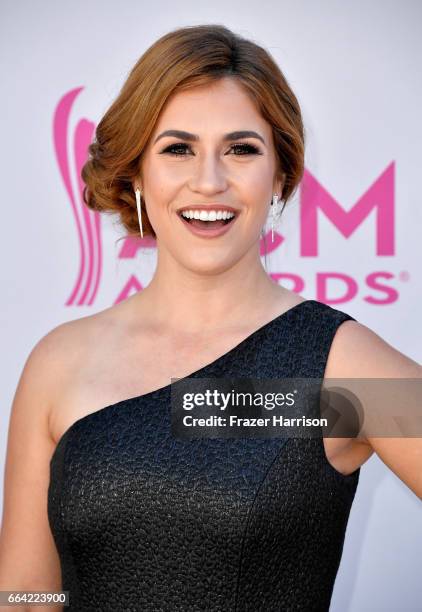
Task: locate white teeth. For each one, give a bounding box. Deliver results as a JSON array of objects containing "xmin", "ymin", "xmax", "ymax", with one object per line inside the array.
[{"xmin": 180, "ymin": 209, "xmax": 236, "ymax": 221}]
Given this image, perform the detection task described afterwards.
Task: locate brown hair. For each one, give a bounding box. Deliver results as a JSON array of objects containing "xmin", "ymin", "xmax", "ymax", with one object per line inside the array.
[{"xmin": 81, "ymin": 24, "xmax": 305, "ymax": 240}]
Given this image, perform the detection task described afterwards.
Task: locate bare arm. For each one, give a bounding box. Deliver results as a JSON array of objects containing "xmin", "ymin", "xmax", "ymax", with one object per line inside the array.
[
  {"xmin": 0, "ymin": 326, "xmax": 70, "ymax": 610},
  {"xmin": 326, "ymin": 320, "xmax": 422, "ymax": 499}
]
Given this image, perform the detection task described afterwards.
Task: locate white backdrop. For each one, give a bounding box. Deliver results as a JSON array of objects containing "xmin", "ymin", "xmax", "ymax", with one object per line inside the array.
[{"xmin": 1, "ymin": 0, "xmax": 421, "ymax": 609}]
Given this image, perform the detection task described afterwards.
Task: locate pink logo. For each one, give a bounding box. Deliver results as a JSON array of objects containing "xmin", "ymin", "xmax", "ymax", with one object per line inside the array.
[
  {"xmin": 54, "ymin": 88, "xmax": 397, "ymax": 307},
  {"xmin": 54, "ymin": 87, "xmax": 100, "ymax": 305},
  {"xmin": 300, "ymin": 164, "xmax": 394, "ymax": 256}
]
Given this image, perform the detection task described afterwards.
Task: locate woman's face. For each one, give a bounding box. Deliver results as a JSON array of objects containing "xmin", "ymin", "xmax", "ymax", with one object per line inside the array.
[{"xmin": 136, "ymin": 76, "xmax": 284, "ymax": 273}]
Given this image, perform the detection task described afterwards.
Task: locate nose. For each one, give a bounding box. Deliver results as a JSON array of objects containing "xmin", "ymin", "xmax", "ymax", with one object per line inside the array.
[{"xmin": 189, "ymin": 151, "xmax": 228, "ymax": 195}]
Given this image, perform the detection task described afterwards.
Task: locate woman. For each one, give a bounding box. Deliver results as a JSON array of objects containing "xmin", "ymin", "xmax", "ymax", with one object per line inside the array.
[{"xmin": 0, "ymin": 24, "xmax": 421, "ymax": 612}]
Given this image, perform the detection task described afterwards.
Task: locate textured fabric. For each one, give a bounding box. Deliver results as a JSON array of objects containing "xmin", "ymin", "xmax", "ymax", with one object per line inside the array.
[{"xmin": 48, "ymin": 299, "xmax": 360, "ymax": 611}]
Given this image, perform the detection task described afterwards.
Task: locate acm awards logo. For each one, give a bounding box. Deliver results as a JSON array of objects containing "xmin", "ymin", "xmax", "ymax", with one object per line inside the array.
[{"xmin": 54, "ymin": 87, "xmax": 398, "ymax": 308}]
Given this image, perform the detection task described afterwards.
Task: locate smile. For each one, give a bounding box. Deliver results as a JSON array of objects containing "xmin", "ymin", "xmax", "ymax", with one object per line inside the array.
[{"xmin": 177, "ymin": 209, "xmax": 238, "ymax": 238}]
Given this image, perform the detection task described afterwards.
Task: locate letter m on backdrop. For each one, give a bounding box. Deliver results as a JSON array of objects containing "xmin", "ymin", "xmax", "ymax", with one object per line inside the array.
[{"xmin": 300, "ymin": 162, "xmax": 395, "ymax": 256}]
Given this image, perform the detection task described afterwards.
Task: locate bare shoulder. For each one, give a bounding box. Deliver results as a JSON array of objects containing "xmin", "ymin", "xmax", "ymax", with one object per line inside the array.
[
  {"xmin": 325, "ymin": 319, "xmax": 422, "ymax": 378},
  {"xmin": 13, "ymin": 318, "xmax": 87, "ymax": 418},
  {"xmin": 25, "ymin": 307, "xmax": 123, "ymax": 432},
  {"xmin": 31, "ymin": 313, "xmax": 106, "ymax": 383}
]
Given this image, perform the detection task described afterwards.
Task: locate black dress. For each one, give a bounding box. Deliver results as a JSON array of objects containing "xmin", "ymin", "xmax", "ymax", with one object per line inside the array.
[{"xmin": 48, "ymin": 299, "xmax": 360, "ymax": 611}]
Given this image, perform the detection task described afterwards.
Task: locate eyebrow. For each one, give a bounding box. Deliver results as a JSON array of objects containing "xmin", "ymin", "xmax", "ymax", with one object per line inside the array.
[{"xmin": 153, "ymin": 129, "xmax": 266, "ymax": 146}]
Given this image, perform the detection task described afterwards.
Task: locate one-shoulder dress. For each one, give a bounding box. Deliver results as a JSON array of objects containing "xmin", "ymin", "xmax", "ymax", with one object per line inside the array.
[{"xmin": 48, "ymin": 299, "xmax": 360, "ymax": 611}]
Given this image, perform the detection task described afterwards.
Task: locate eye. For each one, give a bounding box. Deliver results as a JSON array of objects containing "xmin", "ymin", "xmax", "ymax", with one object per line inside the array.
[
  {"xmin": 159, "ymin": 142, "xmax": 262, "ymax": 157},
  {"xmin": 230, "ymin": 143, "xmax": 261, "ymax": 155},
  {"xmin": 160, "ymin": 143, "xmax": 191, "ymax": 157}
]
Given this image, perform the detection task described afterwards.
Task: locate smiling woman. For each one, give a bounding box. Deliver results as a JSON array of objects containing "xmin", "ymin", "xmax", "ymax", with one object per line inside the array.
[{"xmin": 1, "ymin": 21, "xmax": 421, "ymax": 612}]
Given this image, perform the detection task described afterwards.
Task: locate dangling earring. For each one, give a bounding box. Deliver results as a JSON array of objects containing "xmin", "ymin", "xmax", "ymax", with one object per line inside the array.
[
  {"xmin": 270, "ymin": 193, "xmax": 283, "ymax": 243},
  {"xmin": 135, "ymin": 188, "xmax": 144, "ymax": 238}
]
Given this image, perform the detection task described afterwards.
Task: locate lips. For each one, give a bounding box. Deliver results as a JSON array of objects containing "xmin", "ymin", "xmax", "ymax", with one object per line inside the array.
[{"xmin": 177, "ymin": 208, "xmax": 239, "ymax": 238}]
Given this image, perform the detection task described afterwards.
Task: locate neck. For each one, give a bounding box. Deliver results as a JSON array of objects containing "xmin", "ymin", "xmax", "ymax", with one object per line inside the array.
[{"xmin": 131, "ymin": 244, "xmax": 286, "ymax": 334}]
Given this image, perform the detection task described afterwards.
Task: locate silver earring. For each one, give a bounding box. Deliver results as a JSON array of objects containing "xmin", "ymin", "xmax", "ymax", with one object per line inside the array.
[
  {"xmin": 135, "ymin": 188, "xmax": 144, "ymax": 238},
  {"xmin": 270, "ymin": 194, "xmax": 283, "ymax": 243}
]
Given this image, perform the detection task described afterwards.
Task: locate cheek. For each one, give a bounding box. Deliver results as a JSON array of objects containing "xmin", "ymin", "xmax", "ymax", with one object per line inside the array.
[
  {"xmin": 241, "ymin": 181, "xmax": 271, "ymax": 216},
  {"xmin": 239, "ymin": 164, "xmax": 273, "ymax": 199},
  {"xmin": 151, "ymin": 160, "xmax": 189, "ymax": 186},
  {"xmin": 143, "ymin": 170, "xmax": 177, "ymax": 213}
]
